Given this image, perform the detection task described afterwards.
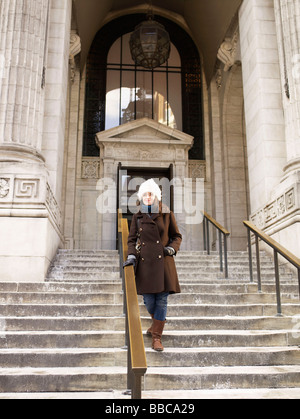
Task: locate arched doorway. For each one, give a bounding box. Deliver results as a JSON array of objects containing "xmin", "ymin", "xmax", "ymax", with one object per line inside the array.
[{"xmin": 83, "ymin": 14, "xmax": 204, "ymax": 161}]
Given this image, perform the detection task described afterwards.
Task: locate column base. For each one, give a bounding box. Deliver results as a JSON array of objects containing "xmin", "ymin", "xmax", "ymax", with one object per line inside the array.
[
  {"xmin": 0, "ymin": 217, "xmax": 62, "ymax": 282},
  {"xmin": 0, "ymin": 153, "xmax": 63, "ymax": 282},
  {"xmin": 281, "ymin": 159, "xmax": 300, "ymax": 188},
  {"xmin": 0, "ymin": 144, "xmax": 45, "ymax": 164}
]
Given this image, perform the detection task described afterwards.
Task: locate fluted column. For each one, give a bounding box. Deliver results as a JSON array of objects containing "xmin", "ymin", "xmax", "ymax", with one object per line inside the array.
[
  {"xmin": 274, "ymin": 0, "xmax": 300, "ymax": 178},
  {"xmin": 0, "ymin": 0, "xmax": 66, "ymax": 283},
  {"xmin": 0, "ymin": 0, "xmax": 49, "ymax": 158}
]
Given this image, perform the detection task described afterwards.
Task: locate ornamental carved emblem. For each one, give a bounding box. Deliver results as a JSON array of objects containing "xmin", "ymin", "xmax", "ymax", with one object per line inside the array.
[{"xmin": 0, "ymin": 179, "xmax": 9, "ymax": 198}]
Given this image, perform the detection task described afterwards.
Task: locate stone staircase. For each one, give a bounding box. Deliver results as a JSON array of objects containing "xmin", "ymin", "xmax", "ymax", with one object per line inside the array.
[{"xmin": 0, "ymin": 249, "xmax": 299, "ymax": 398}]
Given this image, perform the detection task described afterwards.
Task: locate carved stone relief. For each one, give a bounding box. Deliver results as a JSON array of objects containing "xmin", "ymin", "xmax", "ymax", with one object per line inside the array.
[
  {"xmin": 82, "ymin": 158, "xmax": 100, "ymax": 179},
  {"xmin": 217, "ymin": 28, "xmax": 240, "ymax": 72},
  {"xmin": 69, "ymin": 30, "xmax": 81, "ymax": 84},
  {"xmin": 46, "ymin": 183, "xmax": 62, "ymax": 230},
  {"xmin": 0, "ymin": 176, "xmax": 61, "ymax": 230},
  {"xmin": 14, "ymin": 179, "xmax": 39, "ymax": 199},
  {"xmin": 0, "ymin": 179, "xmax": 10, "ymax": 198},
  {"xmin": 251, "ymin": 186, "xmax": 298, "ymax": 229},
  {"xmin": 189, "ymin": 161, "xmax": 207, "ymax": 181}
]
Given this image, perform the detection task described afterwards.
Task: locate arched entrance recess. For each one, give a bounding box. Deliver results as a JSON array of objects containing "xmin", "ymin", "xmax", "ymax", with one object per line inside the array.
[{"xmin": 83, "ymin": 14, "xmax": 204, "ymax": 161}]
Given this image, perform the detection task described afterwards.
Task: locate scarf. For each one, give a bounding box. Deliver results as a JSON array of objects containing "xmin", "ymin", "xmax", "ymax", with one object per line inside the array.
[{"xmin": 141, "ymin": 202, "xmax": 159, "ymax": 216}]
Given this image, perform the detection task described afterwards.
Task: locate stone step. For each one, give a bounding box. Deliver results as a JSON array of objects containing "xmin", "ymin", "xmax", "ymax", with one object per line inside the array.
[
  {"xmin": 0, "ymin": 291, "xmax": 296, "ymax": 305},
  {"xmin": 183, "ymin": 273, "xmax": 293, "ymax": 281},
  {"xmin": 144, "ymin": 347, "xmax": 300, "ymax": 368},
  {"xmin": 1, "ymin": 365, "xmax": 300, "ymax": 392},
  {"xmin": 52, "ymin": 261, "xmax": 120, "ymax": 268},
  {"xmin": 0, "ymin": 316, "xmax": 125, "ymax": 331},
  {"xmin": 0, "ymin": 302, "xmax": 299, "ymax": 318},
  {"xmin": 0, "ymin": 282, "xmax": 123, "ymax": 293},
  {"xmin": 2, "ymin": 388, "xmax": 300, "ymax": 399},
  {"xmin": 0, "ymin": 331, "xmax": 125, "ymax": 349},
  {"xmin": 47, "ymin": 272, "xmax": 121, "ymax": 280},
  {"xmin": 53, "ymin": 259, "xmax": 119, "ymax": 265},
  {"xmin": 0, "ymin": 281, "xmax": 297, "ymax": 295},
  {"xmin": 55, "ymin": 250, "xmax": 263, "ymax": 258},
  {"xmin": 0, "ymin": 366, "xmax": 127, "ymax": 393},
  {"xmin": 0, "ymin": 330, "xmax": 294, "ymax": 349},
  {"xmin": 176, "ymin": 266, "xmax": 291, "ymax": 275},
  {"xmin": 160, "ymin": 316, "xmax": 300, "ymax": 332},
  {"xmin": 0, "ymin": 315, "xmax": 299, "ymax": 332},
  {"xmin": 51, "ymin": 262, "xmax": 120, "ymax": 274},
  {"xmin": 48, "ymin": 268, "xmax": 290, "ymax": 279},
  {"xmin": 176, "ymin": 270, "xmax": 292, "ymax": 278},
  {"xmin": 175, "ymin": 254, "xmax": 270, "ymax": 260},
  {"xmin": 57, "ymin": 250, "xmax": 119, "ymax": 255},
  {"xmin": 46, "ymin": 277, "xmax": 122, "ymax": 283},
  {"xmin": 179, "ymin": 280, "xmax": 299, "ymax": 290},
  {"xmin": 0, "ymin": 292, "xmax": 124, "ymax": 305},
  {"xmin": 181, "ymin": 283, "xmax": 299, "ymax": 295},
  {"xmin": 178, "ymin": 275, "xmax": 295, "ymax": 282},
  {"xmin": 0, "ymin": 348, "xmax": 127, "ymax": 368},
  {"xmin": 154, "ymin": 330, "xmax": 298, "ymax": 348},
  {"xmin": 141, "ymin": 388, "xmax": 300, "ymax": 399},
  {"xmin": 143, "ymin": 365, "xmax": 300, "ymax": 391},
  {"xmin": 51, "ymin": 258, "xmax": 274, "ymax": 267},
  {"xmin": 141, "ymin": 303, "xmax": 300, "ymax": 317},
  {"xmin": 0, "ymin": 347, "xmax": 299, "ymax": 369},
  {"xmin": 0, "ymin": 304, "xmax": 124, "ymax": 317}
]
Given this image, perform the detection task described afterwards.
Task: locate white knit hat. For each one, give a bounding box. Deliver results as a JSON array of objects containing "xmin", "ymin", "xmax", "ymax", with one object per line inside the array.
[{"xmin": 137, "ymin": 179, "xmax": 162, "ymax": 202}]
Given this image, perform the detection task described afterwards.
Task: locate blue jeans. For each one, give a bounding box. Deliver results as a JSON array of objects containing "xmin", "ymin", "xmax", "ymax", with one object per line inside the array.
[{"xmin": 143, "ymin": 292, "xmax": 169, "ymax": 321}]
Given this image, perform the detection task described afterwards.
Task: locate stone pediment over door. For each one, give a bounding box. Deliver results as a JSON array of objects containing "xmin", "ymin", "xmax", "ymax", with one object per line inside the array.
[
  {"xmin": 94, "ymin": 118, "xmax": 194, "ymax": 250},
  {"xmin": 95, "ymin": 118, "xmax": 194, "ymax": 167}
]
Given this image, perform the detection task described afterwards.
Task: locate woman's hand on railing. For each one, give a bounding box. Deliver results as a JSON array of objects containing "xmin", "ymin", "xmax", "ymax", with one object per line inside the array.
[{"xmin": 123, "ymin": 254, "xmax": 136, "ymax": 269}]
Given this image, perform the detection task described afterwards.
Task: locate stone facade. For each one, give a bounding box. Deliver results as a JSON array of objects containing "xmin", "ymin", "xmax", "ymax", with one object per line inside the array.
[{"xmin": 0, "ymin": 0, "xmax": 299, "ymax": 281}]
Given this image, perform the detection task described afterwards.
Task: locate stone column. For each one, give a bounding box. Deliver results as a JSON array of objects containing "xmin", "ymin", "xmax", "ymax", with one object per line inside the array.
[
  {"xmin": 0, "ymin": 0, "xmax": 49, "ymax": 157},
  {"xmin": 0, "ymin": 0, "xmax": 70, "ymax": 282},
  {"xmin": 274, "ymin": 0, "xmax": 300, "ymax": 180},
  {"xmin": 239, "ymin": 0, "xmax": 287, "ymax": 213}
]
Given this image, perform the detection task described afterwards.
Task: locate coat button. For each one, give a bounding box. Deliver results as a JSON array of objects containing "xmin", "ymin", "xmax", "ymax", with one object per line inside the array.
[
  {"xmin": 158, "ymin": 255, "xmax": 162, "ymax": 259},
  {"xmin": 142, "ymin": 258, "xmax": 145, "ymax": 261},
  {"xmin": 156, "ymin": 241, "xmax": 160, "ymax": 244}
]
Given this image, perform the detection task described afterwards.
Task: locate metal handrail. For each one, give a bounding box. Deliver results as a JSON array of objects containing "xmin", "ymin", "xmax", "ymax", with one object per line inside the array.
[
  {"xmin": 203, "ymin": 212, "xmax": 230, "ymax": 278},
  {"xmin": 118, "ymin": 212, "xmax": 147, "ymax": 399},
  {"xmin": 244, "ymin": 220, "xmax": 300, "ymax": 316}
]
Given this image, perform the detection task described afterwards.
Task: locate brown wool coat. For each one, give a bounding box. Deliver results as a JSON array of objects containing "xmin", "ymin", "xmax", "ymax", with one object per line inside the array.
[{"xmin": 127, "ymin": 207, "xmax": 182, "ymax": 295}]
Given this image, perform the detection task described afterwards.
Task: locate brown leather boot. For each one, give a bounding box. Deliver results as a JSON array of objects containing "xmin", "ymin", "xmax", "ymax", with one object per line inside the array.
[
  {"xmin": 152, "ymin": 319, "xmax": 166, "ymax": 352},
  {"xmin": 146, "ymin": 314, "xmax": 154, "ymax": 336}
]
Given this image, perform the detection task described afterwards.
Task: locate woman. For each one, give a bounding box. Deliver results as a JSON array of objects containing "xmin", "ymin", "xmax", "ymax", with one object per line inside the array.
[{"xmin": 123, "ymin": 179, "xmax": 182, "ymax": 352}]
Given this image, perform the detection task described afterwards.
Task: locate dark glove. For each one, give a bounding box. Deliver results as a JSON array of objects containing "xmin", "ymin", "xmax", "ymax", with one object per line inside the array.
[
  {"xmin": 163, "ymin": 246, "xmax": 175, "ymax": 256},
  {"xmin": 123, "ymin": 255, "xmax": 136, "ymax": 268}
]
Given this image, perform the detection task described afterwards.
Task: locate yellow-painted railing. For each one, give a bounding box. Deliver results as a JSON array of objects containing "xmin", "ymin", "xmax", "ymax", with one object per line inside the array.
[{"xmin": 118, "ymin": 211, "xmax": 147, "ymax": 399}]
